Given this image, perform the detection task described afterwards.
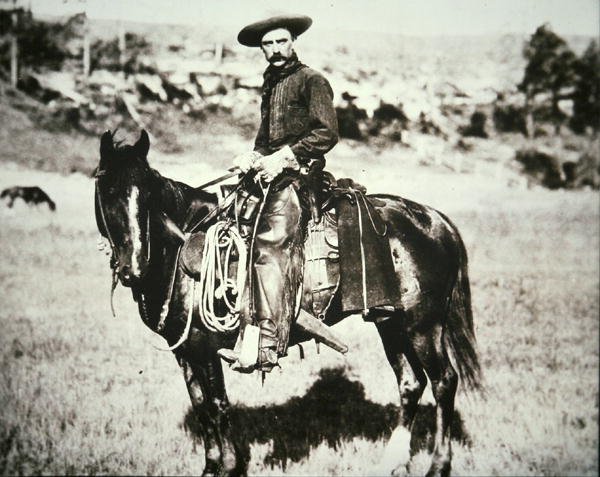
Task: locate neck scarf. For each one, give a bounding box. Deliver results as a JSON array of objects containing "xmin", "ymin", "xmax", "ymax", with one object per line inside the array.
[{"xmin": 261, "ymin": 52, "xmax": 306, "ymax": 104}]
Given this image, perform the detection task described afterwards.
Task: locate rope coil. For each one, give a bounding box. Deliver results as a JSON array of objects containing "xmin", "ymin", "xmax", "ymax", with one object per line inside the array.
[{"xmin": 197, "ymin": 221, "xmax": 248, "ymax": 333}]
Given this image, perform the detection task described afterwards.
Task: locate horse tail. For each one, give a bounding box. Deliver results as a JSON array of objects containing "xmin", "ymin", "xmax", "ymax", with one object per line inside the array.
[{"xmin": 443, "ymin": 218, "xmax": 482, "ymax": 392}]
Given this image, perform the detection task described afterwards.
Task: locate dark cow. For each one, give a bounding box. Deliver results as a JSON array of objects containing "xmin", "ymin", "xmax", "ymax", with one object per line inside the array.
[{"xmin": 1, "ymin": 186, "xmax": 56, "ymax": 211}]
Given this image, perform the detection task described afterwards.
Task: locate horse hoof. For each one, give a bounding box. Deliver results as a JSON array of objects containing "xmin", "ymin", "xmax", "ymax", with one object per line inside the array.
[
  {"xmin": 425, "ymin": 462, "xmax": 450, "ymax": 477},
  {"xmin": 367, "ymin": 463, "xmax": 408, "ymax": 477},
  {"xmin": 201, "ymin": 461, "xmax": 220, "ymax": 477},
  {"xmin": 391, "ymin": 464, "xmax": 409, "ymax": 477}
]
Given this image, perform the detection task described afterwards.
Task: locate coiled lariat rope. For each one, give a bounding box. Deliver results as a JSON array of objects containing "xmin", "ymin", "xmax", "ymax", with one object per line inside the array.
[
  {"xmin": 154, "ymin": 219, "xmax": 248, "ymax": 351},
  {"xmin": 198, "ymin": 220, "xmax": 248, "ymax": 333}
]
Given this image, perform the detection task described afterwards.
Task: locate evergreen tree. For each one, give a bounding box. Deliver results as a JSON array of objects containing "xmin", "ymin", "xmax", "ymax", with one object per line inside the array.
[
  {"xmin": 570, "ymin": 40, "xmax": 600, "ymax": 134},
  {"xmin": 518, "ymin": 24, "xmax": 577, "ymax": 133}
]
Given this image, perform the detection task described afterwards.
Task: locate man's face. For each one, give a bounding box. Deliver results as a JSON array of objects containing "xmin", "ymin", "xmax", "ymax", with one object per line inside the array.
[{"xmin": 260, "ymin": 28, "xmax": 294, "ymax": 67}]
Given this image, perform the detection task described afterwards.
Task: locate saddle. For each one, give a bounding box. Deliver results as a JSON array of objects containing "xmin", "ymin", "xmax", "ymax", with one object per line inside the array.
[
  {"xmin": 179, "ymin": 172, "xmax": 402, "ymax": 320},
  {"xmin": 307, "ymin": 176, "xmax": 402, "ymax": 318}
]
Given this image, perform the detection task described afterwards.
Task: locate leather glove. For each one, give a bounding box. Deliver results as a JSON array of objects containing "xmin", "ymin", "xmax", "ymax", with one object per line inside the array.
[
  {"xmin": 255, "ymin": 146, "xmax": 299, "ymax": 183},
  {"xmin": 233, "ymin": 151, "xmax": 262, "ymax": 173}
]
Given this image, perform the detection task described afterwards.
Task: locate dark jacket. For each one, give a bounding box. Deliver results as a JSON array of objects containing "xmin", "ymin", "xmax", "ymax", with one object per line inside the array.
[{"xmin": 254, "ymin": 67, "xmax": 339, "ymax": 166}]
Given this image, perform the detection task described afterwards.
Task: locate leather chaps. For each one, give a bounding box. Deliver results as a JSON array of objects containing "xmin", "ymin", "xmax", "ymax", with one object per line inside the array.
[{"xmin": 249, "ymin": 184, "xmax": 307, "ymax": 356}]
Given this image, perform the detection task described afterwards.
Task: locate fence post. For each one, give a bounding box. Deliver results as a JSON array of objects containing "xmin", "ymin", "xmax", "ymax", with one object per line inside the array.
[
  {"xmin": 10, "ymin": 34, "xmax": 17, "ymax": 87},
  {"xmin": 82, "ymin": 14, "xmax": 90, "ymax": 77},
  {"xmin": 10, "ymin": 9, "xmax": 18, "ymax": 87},
  {"xmin": 118, "ymin": 21, "xmax": 125, "ymax": 73},
  {"xmin": 214, "ymin": 42, "xmax": 223, "ymax": 65}
]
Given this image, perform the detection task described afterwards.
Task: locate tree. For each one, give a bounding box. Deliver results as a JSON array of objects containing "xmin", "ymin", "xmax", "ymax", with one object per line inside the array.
[
  {"xmin": 518, "ymin": 24, "xmax": 577, "ymax": 133},
  {"xmin": 570, "ymin": 40, "xmax": 600, "ymax": 134}
]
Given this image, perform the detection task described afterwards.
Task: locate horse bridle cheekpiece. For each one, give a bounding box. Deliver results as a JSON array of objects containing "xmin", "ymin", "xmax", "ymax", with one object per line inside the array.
[
  {"xmin": 95, "ymin": 162, "xmax": 152, "ymax": 317},
  {"xmin": 95, "ymin": 168, "xmax": 120, "ymax": 316}
]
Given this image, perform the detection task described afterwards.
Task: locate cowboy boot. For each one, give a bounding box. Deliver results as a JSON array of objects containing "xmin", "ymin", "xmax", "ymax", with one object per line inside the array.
[{"xmin": 256, "ymin": 319, "xmax": 280, "ymax": 372}]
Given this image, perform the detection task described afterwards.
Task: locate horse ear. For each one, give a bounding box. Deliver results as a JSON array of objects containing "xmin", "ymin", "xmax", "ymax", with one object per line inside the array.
[
  {"xmin": 100, "ymin": 130, "xmax": 113, "ymax": 158},
  {"xmin": 135, "ymin": 130, "xmax": 150, "ymax": 158}
]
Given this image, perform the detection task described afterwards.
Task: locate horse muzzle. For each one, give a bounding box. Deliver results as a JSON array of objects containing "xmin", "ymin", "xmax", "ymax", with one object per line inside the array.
[{"xmin": 117, "ymin": 262, "xmax": 147, "ymax": 287}]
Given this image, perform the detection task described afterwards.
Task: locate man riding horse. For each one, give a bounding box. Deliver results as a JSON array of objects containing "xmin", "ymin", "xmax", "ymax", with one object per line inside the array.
[{"xmin": 217, "ymin": 15, "xmax": 340, "ymax": 371}]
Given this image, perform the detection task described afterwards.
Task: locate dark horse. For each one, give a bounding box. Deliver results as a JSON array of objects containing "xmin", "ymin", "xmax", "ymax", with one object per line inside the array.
[
  {"xmin": 94, "ymin": 130, "xmax": 481, "ymax": 477},
  {"xmin": 1, "ymin": 185, "xmax": 56, "ymax": 211}
]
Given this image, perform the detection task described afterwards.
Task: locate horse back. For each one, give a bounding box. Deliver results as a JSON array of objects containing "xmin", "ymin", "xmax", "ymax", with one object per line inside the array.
[{"xmin": 369, "ymin": 194, "xmax": 466, "ymax": 313}]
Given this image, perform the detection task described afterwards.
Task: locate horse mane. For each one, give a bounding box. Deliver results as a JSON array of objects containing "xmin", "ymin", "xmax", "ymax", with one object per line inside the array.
[
  {"xmin": 100, "ymin": 130, "xmax": 217, "ymax": 223},
  {"xmin": 146, "ymin": 162, "xmax": 217, "ymax": 227}
]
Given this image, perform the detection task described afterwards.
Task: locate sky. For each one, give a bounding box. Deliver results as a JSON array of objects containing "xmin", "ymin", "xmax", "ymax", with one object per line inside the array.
[{"xmin": 27, "ymin": 0, "xmax": 599, "ymax": 37}]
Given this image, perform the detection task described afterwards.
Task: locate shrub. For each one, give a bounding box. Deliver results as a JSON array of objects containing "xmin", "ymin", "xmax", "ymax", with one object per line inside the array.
[
  {"xmin": 0, "ymin": 15, "xmax": 75, "ymax": 70},
  {"xmin": 515, "ymin": 149, "xmax": 564, "ymax": 189},
  {"xmin": 90, "ymin": 33, "xmax": 153, "ymax": 75},
  {"xmin": 493, "ymin": 104, "xmax": 528, "ymax": 135},
  {"xmin": 460, "ymin": 111, "xmax": 488, "ymax": 138}
]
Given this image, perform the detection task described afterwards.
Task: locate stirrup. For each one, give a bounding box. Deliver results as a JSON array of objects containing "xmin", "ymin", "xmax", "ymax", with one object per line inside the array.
[
  {"xmin": 217, "ymin": 347, "xmax": 256, "ymax": 373},
  {"xmin": 219, "ymin": 346, "xmax": 280, "ymax": 374},
  {"xmin": 257, "ymin": 347, "xmax": 279, "ymax": 373}
]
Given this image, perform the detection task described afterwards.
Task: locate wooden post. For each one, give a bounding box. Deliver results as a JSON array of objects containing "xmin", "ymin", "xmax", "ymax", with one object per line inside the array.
[
  {"xmin": 10, "ymin": 34, "xmax": 17, "ymax": 87},
  {"xmin": 82, "ymin": 17, "xmax": 90, "ymax": 77},
  {"xmin": 214, "ymin": 42, "xmax": 223, "ymax": 65},
  {"xmin": 524, "ymin": 93, "xmax": 534, "ymax": 138},
  {"xmin": 118, "ymin": 21, "xmax": 126, "ymax": 73},
  {"xmin": 10, "ymin": 9, "xmax": 18, "ymax": 87}
]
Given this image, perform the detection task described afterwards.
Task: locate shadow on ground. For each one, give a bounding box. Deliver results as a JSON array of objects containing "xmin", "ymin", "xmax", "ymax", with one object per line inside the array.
[{"xmin": 184, "ymin": 367, "xmax": 470, "ymax": 469}]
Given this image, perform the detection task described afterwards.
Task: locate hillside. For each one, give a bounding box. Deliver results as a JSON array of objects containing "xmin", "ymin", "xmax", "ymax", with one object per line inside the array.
[{"xmin": 1, "ymin": 14, "xmax": 597, "ymax": 190}]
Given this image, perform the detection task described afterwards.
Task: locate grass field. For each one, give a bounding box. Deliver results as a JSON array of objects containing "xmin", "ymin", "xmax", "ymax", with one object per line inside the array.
[{"xmin": 0, "ymin": 148, "xmax": 597, "ymax": 476}]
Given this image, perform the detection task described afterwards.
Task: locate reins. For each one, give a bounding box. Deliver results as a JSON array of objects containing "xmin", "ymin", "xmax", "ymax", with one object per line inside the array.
[
  {"xmin": 95, "ymin": 170, "xmax": 120, "ymax": 317},
  {"xmin": 154, "ymin": 170, "xmax": 251, "ymax": 351},
  {"xmin": 95, "ymin": 170, "xmax": 117, "ymax": 253},
  {"xmin": 96, "ymin": 162, "xmax": 258, "ymax": 352}
]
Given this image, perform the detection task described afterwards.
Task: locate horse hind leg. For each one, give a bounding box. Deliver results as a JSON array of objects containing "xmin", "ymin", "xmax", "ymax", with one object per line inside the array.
[
  {"xmin": 374, "ymin": 315, "xmax": 427, "ymax": 476},
  {"xmin": 414, "ymin": 325, "xmax": 458, "ymax": 477}
]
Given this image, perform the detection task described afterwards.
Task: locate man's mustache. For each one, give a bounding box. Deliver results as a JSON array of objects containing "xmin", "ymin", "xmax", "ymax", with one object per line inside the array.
[{"xmin": 269, "ymin": 54, "xmax": 286, "ymax": 62}]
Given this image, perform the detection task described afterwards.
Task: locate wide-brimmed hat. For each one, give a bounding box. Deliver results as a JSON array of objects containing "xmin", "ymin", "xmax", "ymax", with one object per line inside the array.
[{"xmin": 237, "ymin": 14, "xmax": 312, "ymax": 47}]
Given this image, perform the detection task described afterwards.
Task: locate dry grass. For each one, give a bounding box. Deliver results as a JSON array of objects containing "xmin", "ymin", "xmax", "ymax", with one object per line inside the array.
[
  {"xmin": 0, "ymin": 151, "xmax": 597, "ymax": 475},
  {"xmin": 1, "ymin": 17, "xmax": 597, "ymax": 474}
]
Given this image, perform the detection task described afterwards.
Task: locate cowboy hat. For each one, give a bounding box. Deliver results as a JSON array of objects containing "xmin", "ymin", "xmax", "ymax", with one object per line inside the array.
[{"xmin": 237, "ymin": 14, "xmax": 312, "ymax": 47}]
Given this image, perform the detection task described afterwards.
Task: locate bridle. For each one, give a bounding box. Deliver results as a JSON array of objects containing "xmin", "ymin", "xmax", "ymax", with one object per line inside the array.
[
  {"xmin": 95, "ymin": 168, "xmax": 152, "ymax": 270},
  {"xmin": 95, "ymin": 166, "xmax": 152, "ymax": 316},
  {"xmin": 95, "ymin": 161, "xmax": 251, "ymax": 348}
]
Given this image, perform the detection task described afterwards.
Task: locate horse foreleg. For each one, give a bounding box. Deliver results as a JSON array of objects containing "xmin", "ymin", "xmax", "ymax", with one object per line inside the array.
[
  {"xmin": 374, "ymin": 316, "xmax": 427, "ymax": 476},
  {"xmin": 177, "ymin": 353, "xmax": 245, "ymax": 476},
  {"xmin": 177, "ymin": 355, "xmax": 222, "ymax": 475},
  {"xmin": 415, "ymin": 326, "xmax": 458, "ymax": 477}
]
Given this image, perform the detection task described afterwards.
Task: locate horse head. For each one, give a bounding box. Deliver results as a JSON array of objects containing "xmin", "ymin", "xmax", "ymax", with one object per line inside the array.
[{"xmin": 95, "ymin": 130, "xmax": 152, "ymax": 287}]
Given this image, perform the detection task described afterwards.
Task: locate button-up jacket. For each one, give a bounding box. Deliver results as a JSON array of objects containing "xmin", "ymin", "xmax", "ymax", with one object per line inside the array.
[{"xmin": 254, "ymin": 67, "xmax": 339, "ymax": 166}]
